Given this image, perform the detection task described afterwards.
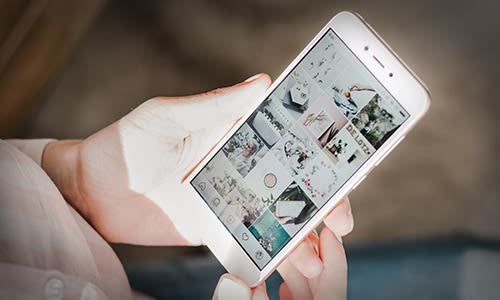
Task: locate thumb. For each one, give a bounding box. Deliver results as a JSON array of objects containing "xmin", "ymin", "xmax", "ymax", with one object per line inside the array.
[
  {"xmin": 154, "ymin": 73, "xmax": 271, "ymax": 135},
  {"xmin": 213, "ymin": 274, "xmax": 252, "ymax": 300}
]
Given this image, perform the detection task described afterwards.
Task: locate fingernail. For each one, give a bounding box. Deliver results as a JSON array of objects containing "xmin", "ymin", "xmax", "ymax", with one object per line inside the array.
[
  {"xmin": 217, "ymin": 276, "xmax": 250, "ymax": 300},
  {"xmin": 345, "ymin": 199, "xmax": 352, "ymax": 217},
  {"xmin": 244, "ymin": 73, "xmax": 262, "ymax": 82},
  {"xmin": 347, "ymin": 207, "xmax": 352, "ymax": 217},
  {"xmin": 334, "ymin": 232, "xmax": 343, "ymax": 244}
]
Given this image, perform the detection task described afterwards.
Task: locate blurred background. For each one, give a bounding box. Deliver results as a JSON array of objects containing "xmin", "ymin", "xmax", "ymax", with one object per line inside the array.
[{"xmin": 1, "ymin": 0, "xmax": 499, "ymax": 299}]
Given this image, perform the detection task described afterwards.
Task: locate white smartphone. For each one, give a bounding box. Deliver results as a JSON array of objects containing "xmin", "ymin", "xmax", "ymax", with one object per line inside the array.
[{"xmin": 183, "ymin": 11, "xmax": 430, "ymax": 286}]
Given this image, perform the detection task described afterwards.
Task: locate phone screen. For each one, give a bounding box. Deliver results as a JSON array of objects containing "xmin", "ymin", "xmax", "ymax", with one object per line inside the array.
[{"xmin": 191, "ymin": 29, "xmax": 409, "ymax": 269}]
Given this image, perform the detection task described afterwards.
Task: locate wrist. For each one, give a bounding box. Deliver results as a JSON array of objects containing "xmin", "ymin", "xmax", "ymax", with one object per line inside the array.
[{"xmin": 42, "ymin": 140, "xmax": 88, "ymax": 216}]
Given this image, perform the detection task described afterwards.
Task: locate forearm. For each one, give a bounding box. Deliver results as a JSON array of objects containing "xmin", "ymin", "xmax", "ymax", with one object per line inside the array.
[{"xmin": 41, "ymin": 140, "xmax": 89, "ymax": 218}]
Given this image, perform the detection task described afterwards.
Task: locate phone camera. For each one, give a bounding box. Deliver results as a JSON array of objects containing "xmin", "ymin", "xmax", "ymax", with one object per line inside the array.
[
  {"xmin": 364, "ymin": 46, "xmax": 369, "ymax": 51},
  {"xmin": 389, "ymin": 72, "xmax": 394, "ymax": 77}
]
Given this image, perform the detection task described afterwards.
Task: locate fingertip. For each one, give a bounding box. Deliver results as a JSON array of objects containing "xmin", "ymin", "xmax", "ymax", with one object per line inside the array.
[
  {"xmin": 239, "ymin": 73, "xmax": 271, "ymax": 89},
  {"xmin": 259, "ymin": 73, "xmax": 272, "ymax": 86},
  {"xmin": 244, "ymin": 73, "xmax": 266, "ymax": 82},
  {"xmin": 346, "ymin": 198, "xmax": 354, "ymax": 232},
  {"xmin": 214, "ymin": 274, "xmax": 252, "ymax": 300},
  {"xmin": 319, "ymin": 227, "xmax": 346, "ymax": 265},
  {"xmin": 323, "ymin": 197, "xmax": 354, "ymax": 237}
]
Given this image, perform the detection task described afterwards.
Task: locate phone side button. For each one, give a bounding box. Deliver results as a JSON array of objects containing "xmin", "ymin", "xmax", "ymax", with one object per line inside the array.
[
  {"xmin": 351, "ymin": 175, "xmax": 367, "ymax": 191},
  {"xmin": 374, "ymin": 135, "xmax": 406, "ymax": 167}
]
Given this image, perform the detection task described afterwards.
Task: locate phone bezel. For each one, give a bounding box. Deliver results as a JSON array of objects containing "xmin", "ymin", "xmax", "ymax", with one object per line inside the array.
[{"xmin": 182, "ymin": 11, "xmax": 431, "ymax": 286}]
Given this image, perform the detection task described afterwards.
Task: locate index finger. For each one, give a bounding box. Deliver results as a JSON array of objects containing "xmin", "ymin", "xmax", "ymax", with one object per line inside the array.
[
  {"xmin": 287, "ymin": 232, "xmax": 322, "ymax": 278},
  {"xmin": 315, "ymin": 227, "xmax": 348, "ymax": 300},
  {"xmin": 323, "ymin": 197, "xmax": 354, "ymax": 238}
]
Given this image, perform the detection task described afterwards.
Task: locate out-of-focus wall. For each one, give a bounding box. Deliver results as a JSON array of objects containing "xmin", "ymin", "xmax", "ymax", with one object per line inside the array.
[
  {"xmin": 6, "ymin": 0, "xmax": 500, "ymax": 249},
  {"xmin": 0, "ymin": 0, "xmax": 104, "ymax": 136}
]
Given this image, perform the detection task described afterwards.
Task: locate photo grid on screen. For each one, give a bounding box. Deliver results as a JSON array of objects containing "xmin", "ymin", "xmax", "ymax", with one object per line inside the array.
[{"xmin": 191, "ymin": 29, "xmax": 409, "ymax": 269}]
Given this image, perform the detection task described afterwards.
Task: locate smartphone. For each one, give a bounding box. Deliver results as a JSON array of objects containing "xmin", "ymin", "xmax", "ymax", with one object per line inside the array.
[{"xmin": 184, "ymin": 11, "xmax": 431, "ymax": 286}]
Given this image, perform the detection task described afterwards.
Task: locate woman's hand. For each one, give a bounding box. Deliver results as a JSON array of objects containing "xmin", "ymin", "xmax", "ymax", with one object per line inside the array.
[
  {"xmin": 213, "ymin": 197, "xmax": 353, "ymax": 300},
  {"xmin": 42, "ymin": 74, "xmax": 272, "ymax": 245}
]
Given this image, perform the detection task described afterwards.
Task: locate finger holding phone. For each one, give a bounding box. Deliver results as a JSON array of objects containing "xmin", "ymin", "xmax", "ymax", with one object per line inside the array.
[{"xmin": 213, "ymin": 196, "xmax": 353, "ymax": 300}]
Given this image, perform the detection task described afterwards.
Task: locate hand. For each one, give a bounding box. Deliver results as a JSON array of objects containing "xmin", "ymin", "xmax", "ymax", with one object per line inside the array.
[
  {"xmin": 213, "ymin": 197, "xmax": 353, "ymax": 300},
  {"xmin": 42, "ymin": 74, "xmax": 272, "ymax": 245}
]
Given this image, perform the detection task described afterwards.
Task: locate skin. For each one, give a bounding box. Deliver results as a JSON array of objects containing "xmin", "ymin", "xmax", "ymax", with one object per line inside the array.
[{"xmin": 42, "ymin": 73, "xmax": 354, "ymax": 299}]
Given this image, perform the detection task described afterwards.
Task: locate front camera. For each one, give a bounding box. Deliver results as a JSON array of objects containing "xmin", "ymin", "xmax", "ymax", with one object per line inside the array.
[{"xmin": 389, "ymin": 72, "xmax": 394, "ymax": 77}]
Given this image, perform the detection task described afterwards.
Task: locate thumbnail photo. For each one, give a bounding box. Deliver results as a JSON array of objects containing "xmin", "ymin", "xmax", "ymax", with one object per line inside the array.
[
  {"xmin": 247, "ymin": 97, "xmax": 294, "ymax": 148},
  {"xmin": 227, "ymin": 182, "xmax": 268, "ymax": 227},
  {"xmin": 330, "ymin": 70, "xmax": 376, "ymax": 119},
  {"xmin": 351, "ymin": 94, "xmax": 408, "ymax": 149},
  {"xmin": 269, "ymin": 181, "xmax": 318, "ymax": 236},
  {"xmin": 222, "ymin": 123, "xmax": 269, "ymax": 177},
  {"xmin": 323, "ymin": 124, "xmax": 373, "ymax": 179},
  {"xmin": 203, "ymin": 152, "xmax": 242, "ymax": 198},
  {"xmin": 249, "ymin": 210, "xmax": 291, "ymax": 257},
  {"xmin": 271, "ymin": 125, "xmax": 319, "ymax": 176},
  {"xmin": 300, "ymin": 31, "xmax": 345, "ymax": 93},
  {"xmin": 298, "ymin": 93, "xmax": 348, "ymax": 147},
  {"xmin": 297, "ymin": 153, "xmax": 340, "ymax": 206},
  {"xmin": 269, "ymin": 67, "xmax": 322, "ymax": 119},
  {"xmin": 244, "ymin": 152, "xmax": 293, "ymax": 202}
]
